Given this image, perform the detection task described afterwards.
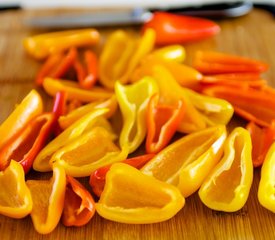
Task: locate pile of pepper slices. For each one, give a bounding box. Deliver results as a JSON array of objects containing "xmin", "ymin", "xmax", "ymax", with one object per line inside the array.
[{"xmin": 1, "ymin": 12, "xmax": 275, "ymax": 234}]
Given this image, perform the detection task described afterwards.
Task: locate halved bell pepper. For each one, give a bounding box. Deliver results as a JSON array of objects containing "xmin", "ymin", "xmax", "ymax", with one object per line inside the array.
[
  {"xmin": 142, "ymin": 11, "xmax": 220, "ymax": 45},
  {"xmin": 199, "ymin": 127, "xmax": 253, "ymax": 212},
  {"xmin": 0, "ymin": 112, "xmax": 56, "ymax": 173},
  {"xmin": 89, "ymin": 153, "xmax": 155, "ymax": 197},
  {"xmin": 43, "ymin": 77, "xmax": 113, "ymax": 103},
  {"xmin": 95, "ymin": 163, "xmax": 185, "ymax": 224},
  {"xmin": 23, "ymin": 29, "xmax": 100, "ymax": 60},
  {"xmin": 0, "ymin": 160, "xmax": 32, "ymax": 218},
  {"xmin": 258, "ymin": 142, "xmax": 275, "ymax": 213},
  {"xmin": 115, "ymin": 76, "xmax": 158, "ymax": 153},
  {"xmin": 246, "ymin": 121, "xmax": 275, "ymax": 167},
  {"xmin": 0, "ymin": 89, "xmax": 43, "ymax": 149},
  {"xmin": 193, "ymin": 51, "xmax": 269, "ymax": 74},
  {"xmin": 146, "ymin": 93, "xmax": 185, "ymax": 153},
  {"xmin": 33, "ymin": 108, "xmax": 109, "ymax": 172},
  {"xmin": 151, "ymin": 45, "xmax": 186, "ymax": 63},
  {"xmin": 202, "ymin": 85, "xmax": 275, "ymax": 127},
  {"xmin": 62, "ymin": 176, "xmax": 96, "ymax": 227},
  {"xmin": 130, "ymin": 55, "xmax": 202, "ymax": 91},
  {"xmin": 51, "ymin": 126, "xmax": 129, "ymax": 177},
  {"xmin": 58, "ymin": 95, "xmax": 117, "ymax": 129},
  {"xmin": 141, "ymin": 125, "xmax": 227, "ymax": 197},
  {"xmin": 27, "ymin": 163, "xmax": 66, "ymax": 234},
  {"xmin": 99, "ymin": 28, "xmax": 155, "ymax": 89},
  {"xmin": 182, "ymin": 88, "xmax": 234, "ymax": 127},
  {"xmin": 152, "ymin": 65, "xmax": 205, "ymax": 133}
]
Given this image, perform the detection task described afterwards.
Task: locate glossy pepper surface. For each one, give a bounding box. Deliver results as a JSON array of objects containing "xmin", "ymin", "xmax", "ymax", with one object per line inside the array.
[
  {"xmin": 199, "ymin": 127, "xmax": 253, "ymax": 212},
  {"xmin": 33, "ymin": 108, "xmax": 109, "ymax": 172},
  {"xmin": 143, "ymin": 12, "xmax": 220, "ymax": 45},
  {"xmin": 23, "ymin": 29, "xmax": 100, "ymax": 60},
  {"xmin": 27, "ymin": 163, "xmax": 66, "ymax": 234},
  {"xmin": 0, "ymin": 160, "xmax": 32, "ymax": 219},
  {"xmin": 62, "ymin": 176, "xmax": 96, "ymax": 227},
  {"xmin": 99, "ymin": 28, "xmax": 155, "ymax": 89},
  {"xmin": 258, "ymin": 142, "xmax": 275, "ymax": 213},
  {"xmin": 95, "ymin": 163, "xmax": 185, "ymax": 224},
  {"xmin": 142, "ymin": 125, "xmax": 227, "ymax": 197},
  {"xmin": 115, "ymin": 77, "xmax": 158, "ymax": 153},
  {"xmin": 50, "ymin": 126, "xmax": 129, "ymax": 177}
]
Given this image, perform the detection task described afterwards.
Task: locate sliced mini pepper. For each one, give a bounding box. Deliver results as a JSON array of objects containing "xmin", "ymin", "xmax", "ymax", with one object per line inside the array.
[
  {"xmin": 152, "ymin": 65, "xmax": 206, "ymax": 133},
  {"xmin": 202, "ymin": 85, "xmax": 275, "ymax": 127},
  {"xmin": 33, "ymin": 108, "xmax": 109, "ymax": 172},
  {"xmin": 51, "ymin": 126, "xmax": 128, "ymax": 177},
  {"xmin": 151, "ymin": 45, "xmax": 186, "ymax": 63},
  {"xmin": 130, "ymin": 55, "xmax": 202, "ymax": 91},
  {"xmin": 27, "ymin": 163, "xmax": 66, "ymax": 234},
  {"xmin": 23, "ymin": 29, "xmax": 100, "ymax": 60},
  {"xmin": 99, "ymin": 28, "xmax": 155, "ymax": 89},
  {"xmin": 43, "ymin": 77, "xmax": 113, "ymax": 102},
  {"xmin": 95, "ymin": 163, "xmax": 185, "ymax": 224},
  {"xmin": 0, "ymin": 160, "xmax": 32, "ymax": 219},
  {"xmin": 115, "ymin": 76, "xmax": 158, "ymax": 153},
  {"xmin": 193, "ymin": 51, "xmax": 269, "ymax": 74},
  {"xmin": 182, "ymin": 88, "xmax": 234, "ymax": 127},
  {"xmin": 89, "ymin": 153, "xmax": 155, "ymax": 197},
  {"xmin": 62, "ymin": 176, "xmax": 95, "ymax": 227},
  {"xmin": 146, "ymin": 93, "xmax": 185, "ymax": 154},
  {"xmin": 58, "ymin": 95, "xmax": 117, "ymax": 129},
  {"xmin": 142, "ymin": 11, "xmax": 220, "ymax": 45},
  {"xmin": 141, "ymin": 125, "xmax": 227, "ymax": 197},
  {"xmin": 199, "ymin": 127, "xmax": 253, "ymax": 212},
  {"xmin": 246, "ymin": 121, "xmax": 275, "ymax": 167},
  {"xmin": 0, "ymin": 89, "xmax": 43, "ymax": 149},
  {"xmin": 0, "ymin": 112, "xmax": 55, "ymax": 173},
  {"xmin": 258, "ymin": 142, "xmax": 275, "ymax": 213}
]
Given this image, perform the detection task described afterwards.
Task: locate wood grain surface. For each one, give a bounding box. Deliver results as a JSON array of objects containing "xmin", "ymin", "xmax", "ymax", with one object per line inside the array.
[{"xmin": 1, "ymin": 8, "xmax": 275, "ymax": 240}]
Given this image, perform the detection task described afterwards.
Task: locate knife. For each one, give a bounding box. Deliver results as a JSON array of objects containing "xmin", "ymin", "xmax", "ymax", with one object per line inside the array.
[{"xmin": 23, "ymin": 1, "xmax": 254, "ymax": 29}]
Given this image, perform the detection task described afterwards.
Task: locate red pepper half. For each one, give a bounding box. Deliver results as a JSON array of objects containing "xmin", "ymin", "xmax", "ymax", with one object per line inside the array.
[
  {"xmin": 143, "ymin": 12, "xmax": 220, "ymax": 45},
  {"xmin": 0, "ymin": 112, "xmax": 55, "ymax": 173},
  {"xmin": 62, "ymin": 176, "xmax": 96, "ymax": 227},
  {"xmin": 89, "ymin": 154, "xmax": 155, "ymax": 197},
  {"xmin": 52, "ymin": 91, "xmax": 67, "ymax": 136},
  {"xmin": 246, "ymin": 121, "xmax": 275, "ymax": 167},
  {"xmin": 146, "ymin": 93, "xmax": 185, "ymax": 153},
  {"xmin": 193, "ymin": 51, "xmax": 268, "ymax": 74},
  {"xmin": 202, "ymin": 85, "xmax": 275, "ymax": 127}
]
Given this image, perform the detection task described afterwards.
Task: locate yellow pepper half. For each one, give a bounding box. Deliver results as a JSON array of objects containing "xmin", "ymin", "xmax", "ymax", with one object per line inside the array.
[
  {"xmin": 23, "ymin": 29, "xmax": 100, "ymax": 60},
  {"xmin": 258, "ymin": 142, "xmax": 275, "ymax": 213},
  {"xmin": 43, "ymin": 78, "xmax": 113, "ymax": 102},
  {"xmin": 199, "ymin": 127, "xmax": 253, "ymax": 212},
  {"xmin": 99, "ymin": 28, "xmax": 155, "ymax": 89},
  {"xmin": 115, "ymin": 76, "xmax": 158, "ymax": 153},
  {"xmin": 27, "ymin": 163, "xmax": 66, "ymax": 234},
  {"xmin": 151, "ymin": 45, "xmax": 186, "ymax": 63},
  {"xmin": 33, "ymin": 108, "xmax": 109, "ymax": 172},
  {"xmin": 141, "ymin": 125, "xmax": 227, "ymax": 197},
  {"xmin": 0, "ymin": 89, "xmax": 43, "ymax": 149},
  {"xmin": 51, "ymin": 127, "xmax": 129, "ymax": 177},
  {"xmin": 0, "ymin": 160, "xmax": 32, "ymax": 218},
  {"xmin": 95, "ymin": 163, "xmax": 185, "ymax": 224}
]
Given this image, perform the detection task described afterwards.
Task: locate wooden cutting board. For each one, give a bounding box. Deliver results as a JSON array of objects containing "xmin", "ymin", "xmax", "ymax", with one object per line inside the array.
[{"xmin": 1, "ymin": 8, "xmax": 275, "ymax": 240}]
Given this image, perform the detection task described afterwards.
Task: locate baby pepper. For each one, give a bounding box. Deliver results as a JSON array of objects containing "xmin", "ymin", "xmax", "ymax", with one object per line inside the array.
[
  {"xmin": 95, "ymin": 163, "xmax": 185, "ymax": 224},
  {"xmin": 0, "ymin": 160, "xmax": 32, "ymax": 219},
  {"xmin": 27, "ymin": 163, "xmax": 66, "ymax": 234},
  {"xmin": 50, "ymin": 126, "xmax": 129, "ymax": 177},
  {"xmin": 99, "ymin": 28, "xmax": 155, "ymax": 89},
  {"xmin": 141, "ymin": 125, "xmax": 227, "ymax": 197},
  {"xmin": 199, "ymin": 127, "xmax": 253, "ymax": 212},
  {"xmin": 33, "ymin": 108, "xmax": 109, "ymax": 172},
  {"xmin": 62, "ymin": 176, "xmax": 96, "ymax": 227},
  {"xmin": 115, "ymin": 76, "xmax": 158, "ymax": 153},
  {"xmin": 258, "ymin": 142, "xmax": 275, "ymax": 213}
]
